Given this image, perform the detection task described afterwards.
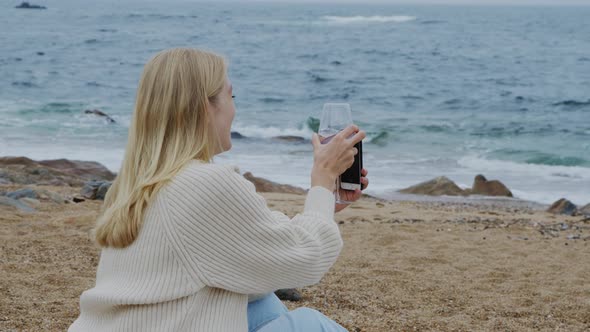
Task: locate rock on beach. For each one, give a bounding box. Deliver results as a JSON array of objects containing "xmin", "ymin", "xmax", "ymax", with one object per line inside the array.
[
  {"xmin": 398, "ymin": 176, "xmax": 465, "ymax": 196},
  {"xmin": 0, "ymin": 157, "xmax": 115, "ymax": 186},
  {"xmin": 547, "ymin": 198, "xmax": 577, "ymax": 216},
  {"xmin": 471, "ymin": 174, "xmax": 513, "ymax": 197},
  {"xmin": 399, "ymin": 174, "xmax": 513, "ymax": 198},
  {"xmin": 81, "ymin": 181, "xmax": 112, "ymax": 200}
]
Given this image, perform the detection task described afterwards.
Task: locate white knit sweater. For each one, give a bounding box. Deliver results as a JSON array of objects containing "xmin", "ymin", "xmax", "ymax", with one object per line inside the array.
[{"xmin": 69, "ymin": 161, "xmax": 342, "ymax": 332}]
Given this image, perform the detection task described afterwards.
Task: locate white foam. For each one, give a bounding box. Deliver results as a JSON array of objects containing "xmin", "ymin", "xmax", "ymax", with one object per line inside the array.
[
  {"xmin": 231, "ymin": 123, "xmax": 314, "ymax": 139},
  {"xmin": 320, "ymin": 15, "xmax": 416, "ymax": 24},
  {"xmin": 458, "ymin": 155, "xmax": 590, "ymax": 180},
  {"xmin": 455, "ymin": 156, "xmax": 590, "ymax": 205}
]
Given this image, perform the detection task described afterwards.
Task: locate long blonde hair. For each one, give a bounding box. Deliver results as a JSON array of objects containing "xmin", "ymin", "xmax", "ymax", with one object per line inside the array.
[{"xmin": 94, "ymin": 48, "xmax": 227, "ymax": 248}]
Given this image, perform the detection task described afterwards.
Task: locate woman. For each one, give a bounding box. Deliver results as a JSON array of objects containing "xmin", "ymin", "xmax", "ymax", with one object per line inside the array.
[{"xmin": 69, "ymin": 48, "xmax": 367, "ymax": 332}]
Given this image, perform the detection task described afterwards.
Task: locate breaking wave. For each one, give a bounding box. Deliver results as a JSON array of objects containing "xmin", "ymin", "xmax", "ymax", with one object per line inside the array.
[{"xmin": 320, "ymin": 15, "xmax": 416, "ymax": 24}]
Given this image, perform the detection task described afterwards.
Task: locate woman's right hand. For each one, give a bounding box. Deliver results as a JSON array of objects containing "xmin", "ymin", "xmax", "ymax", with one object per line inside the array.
[{"xmin": 310, "ymin": 125, "xmax": 366, "ymax": 192}]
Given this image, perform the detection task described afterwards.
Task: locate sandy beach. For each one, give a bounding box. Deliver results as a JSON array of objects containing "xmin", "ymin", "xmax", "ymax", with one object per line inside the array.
[
  {"xmin": 3, "ymin": 2, "xmax": 590, "ymax": 331},
  {"xmin": 1, "ymin": 181, "xmax": 589, "ymax": 332}
]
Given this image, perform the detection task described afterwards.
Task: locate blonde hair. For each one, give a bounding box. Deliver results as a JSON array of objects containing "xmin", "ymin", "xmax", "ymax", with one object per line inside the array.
[{"xmin": 94, "ymin": 48, "xmax": 227, "ymax": 248}]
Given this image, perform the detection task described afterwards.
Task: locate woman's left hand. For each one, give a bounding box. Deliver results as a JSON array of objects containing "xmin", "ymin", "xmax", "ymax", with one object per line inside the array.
[{"xmin": 335, "ymin": 168, "xmax": 369, "ymax": 213}]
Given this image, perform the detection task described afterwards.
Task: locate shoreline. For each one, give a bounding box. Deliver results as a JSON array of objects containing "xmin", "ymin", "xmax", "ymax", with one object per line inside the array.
[
  {"xmin": 382, "ymin": 192, "xmax": 550, "ymax": 210},
  {"xmin": 4, "ymin": 134, "xmax": 590, "ymax": 205},
  {"xmin": 1, "ymin": 155, "xmax": 583, "ymax": 210}
]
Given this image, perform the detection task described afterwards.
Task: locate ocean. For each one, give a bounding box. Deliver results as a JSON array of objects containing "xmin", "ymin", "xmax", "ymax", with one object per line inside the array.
[{"xmin": 1, "ymin": 0, "xmax": 589, "ymax": 205}]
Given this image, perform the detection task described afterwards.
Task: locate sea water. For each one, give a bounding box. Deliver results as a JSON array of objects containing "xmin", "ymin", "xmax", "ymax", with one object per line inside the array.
[{"xmin": 1, "ymin": 0, "xmax": 589, "ymax": 204}]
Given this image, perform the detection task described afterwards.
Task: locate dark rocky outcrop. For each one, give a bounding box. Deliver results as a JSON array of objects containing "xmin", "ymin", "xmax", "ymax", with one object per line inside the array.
[
  {"xmin": 0, "ymin": 156, "xmax": 38, "ymax": 167},
  {"xmin": 38, "ymin": 159, "xmax": 115, "ymax": 181},
  {"xmin": 398, "ymin": 176, "xmax": 465, "ymax": 196},
  {"xmin": 471, "ymin": 174, "xmax": 513, "ymax": 197},
  {"xmin": 547, "ymin": 198, "xmax": 577, "ymax": 216},
  {"xmin": 243, "ymin": 172, "xmax": 306, "ymax": 195},
  {"xmin": 15, "ymin": 2, "xmax": 46, "ymax": 9},
  {"xmin": 0, "ymin": 157, "xmax": 115, "ymax": 186},
  {"xmin": 81, "ymin": 180, "xmax": 112, "ymax": 200},
  {"xmin": 84, "ymin": 109, "xmax": 116, "ymax": 124},
  {"xmin": 2, "ymin": 187, "xmax": 67, "ymax": 204},
  {"xmin": 96, "ymin": 182, "xmax": 111, "ymax": 200},
  {"xmin": 0, "ymin": 157, "xmax": 81, "ymax": 186}
]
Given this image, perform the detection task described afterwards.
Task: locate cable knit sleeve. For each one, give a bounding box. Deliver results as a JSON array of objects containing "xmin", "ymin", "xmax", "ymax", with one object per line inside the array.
[
  {"xmin": 160, "ymin": 162, "xmax": 343, "ymax": 295},
  {"xmin": 270, "ymin": 210, "xmax": 291, "ymax": 223}
]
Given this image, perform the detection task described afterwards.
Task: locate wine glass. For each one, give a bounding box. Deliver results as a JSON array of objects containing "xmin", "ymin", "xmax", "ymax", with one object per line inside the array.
[{"xmin": 318, "ymin": 103, "xmax": 353, "ymax": 204}]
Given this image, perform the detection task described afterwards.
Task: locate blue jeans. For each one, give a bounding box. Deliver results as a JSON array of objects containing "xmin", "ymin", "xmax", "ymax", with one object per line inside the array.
[{"xmin": 247, "ymin": 293, "xmax": 348, "ymax": 332}]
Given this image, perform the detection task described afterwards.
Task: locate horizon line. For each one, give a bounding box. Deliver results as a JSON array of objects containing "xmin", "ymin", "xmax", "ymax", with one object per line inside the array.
[{"xmin": 193, "ymin": 0, "xmax": 590, "ymax": 5}]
